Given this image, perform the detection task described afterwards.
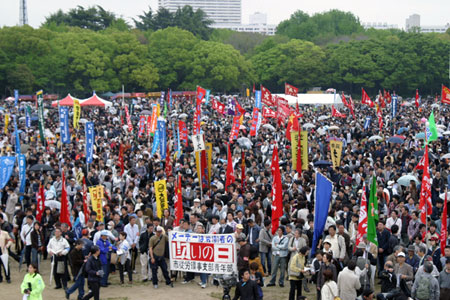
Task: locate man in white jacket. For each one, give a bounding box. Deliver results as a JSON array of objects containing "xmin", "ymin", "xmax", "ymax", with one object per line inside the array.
[
  {"xmin": 47, "ymin": 227, "xmax": 70, "ymax": 290},
  {"xmin": 337, "ymin": 260, "xmax": 361, "ymax": 300}
]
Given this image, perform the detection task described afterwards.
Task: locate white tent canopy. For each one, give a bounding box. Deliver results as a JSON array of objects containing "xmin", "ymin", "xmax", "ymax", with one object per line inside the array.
[{"xmin": 274, "ymin": 93, "xmax": 342, "ymax": 105}]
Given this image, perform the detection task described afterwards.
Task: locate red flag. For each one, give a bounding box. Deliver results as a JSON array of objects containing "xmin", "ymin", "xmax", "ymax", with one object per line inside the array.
[
  {"xmin": 196, "ymin": 86, "xmax": 207, "ymax": 102},
  {"xmin": 124, "ymin": 106, "xmax": 133, "ymax": 132},
  {"xmin": 385, "ymin": 90, "xmax": 392, "ymax": 104},
  {"xmin": 378, "ymin": 90, "xmax": 386, "ymax": 108},
  {"xmin": 60, "ymin": 172, "xmax": 71, "ymax": 227},
  {"xmin": 174, "ymin": 175, "xmax": 184, "ymax": 227},
  {"xmin": 355, "ymin": 183, "xmax": 368, "ymax": 249},
  {"xmin": 82, "ymin": 176, "xmax": 89, "ymax": 222},
  {"xmin": 285, "ymin": 83, "xmax": 298, "ymax": 97},
  {"xmin": 146, "ymin": 115, "xmax": 152, "ymax": 136},
  {"xmin": 229, "ymin": 116, "xmax": 240, "ymax": 143},
  {"xmin": 200, "ymin": 150, "xmax": 209, "ymax": 189},
  {"xmin": 285, "ymin": 116, "xmax": 294, "ymax": 142},
  {"xmin": 341, "ymin": 92, "xmax": 349, "ymax": 107},
  {"xmin": 241, "ymin": 151, "xmax": 246, "ymax": 190},
  {"xmin": 376, "ymin": 104, "xmax": 383, "ymax": 131},
  {"xmin": 249, "ymin": 107, "xmax": 259, "ymax": 137},
  {"xmin": 415, "ymin": 155, "xmax": 426, "ymax": 170},
  {"xmin": 261, "ymin": 85, "xmax": 274, "ymax": 106},
  {"xmin": 179, "ymin": 120, "xmax": 188, "ymax": 146},
  {"xmin": 235, "ymin": 99, "xmax": 246, "ymax": 116},
  {"xmin": 165, "ymin": 145, "xmax": 172, "ymax": 177},
  {"xmin": 262, "ymin": 106, "xmax": 276, "ymax": 119},
  {"xmin": 212, "ymin": 99, "xmax": 225, "ymax": 114},
  {"xmin": 415, "ymin": 89, "xmax": 420, "ymax": 108},
  {"xmin": 348, "ymin": 96, "xmax": 356, "ymax": 119},
  {"xmin": 138, "ymin": 115, "xmax": 146, "ymax": 138},
  {"xmin": 118, "ymin": 144, "xmax": 125, "ymax": 176},
  {"xmin": 442, "ymin": 85, "xmax": 450, "ymax": 104},
  {"xmin": 225, "ymin": 144, "xmax": 235, "ymax": 189},
  {"xmin": 419, "ymin": 145, "xmax": 433, "ymax": 223},
  {"xmin": 332, "ymin": 105, "xmax": 346, "ymax": 118},
  {"xmin": 36, "ymin": 184, "xmax": 45, "ymax": 222},
  {"xmin": 271, "ymin": 146, "xmax": 283, "ymax": 234},
  {"xmin": 252, "ymin": 83, "xmax": 255, "ymax": 95},
  {"xmin": 441, "ymin": 190, "xmax": 448, "ymax": 255},
  {"xmin": 361, "ymin": 88, "xmax": 374, "ymax": 107},
  {"xmin": 194, "ymin": 86, "xmax": 205, "ymax": 134}
]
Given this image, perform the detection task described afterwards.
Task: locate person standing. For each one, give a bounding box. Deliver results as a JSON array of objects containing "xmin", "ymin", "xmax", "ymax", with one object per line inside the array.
[
  {"xmin": 411, "ymin": 261, "xmax": 440, "ymax": 300},
  {"xmin": 47, "ymin": 227, "xmax": 70, "ymax": 290},
  {"xmin": 21, "ymin": 215, "xmax": 34, "ymax": 267},
  {"xmin": 288, "ymin": 246, "xmax": 309, "ymax": 300},
  {"xmin": 82, "ymin": 246, "xmax": 103, "ymax": 300},
  {"xmin": 149, "ymin": 226, "xmax": 173, "ymax": 289},
  {"xmin": 5, "ymin": 187, "xmax": 18, "ymax": 223},
  {"xmin": 337, "ymin": 260, "xmax": 361, "ymax": 300},
  {"xmin": 117, "ymin": 231, "xmax": 132, "ymax": 284},
  {"xmin": 20, "ymin": 263, "xmax": 45, "ymax": 300},
  {"xmin": 96, "ymin": 231, "xmax": 116, "ymax": 287},
  {"xmin": 321, "ymin": 269, "xmax": 339, "ymax": 300},
  {"xmin": 439, "ymin": 258, "xmax": 450, "ymax": 300},
  {"xmin": 0, "ymin": 227, "xmax": 12, "ymax": 283},
  {"xmin": 233, "ymin": 269, "xmax": 261, "ymax": 300},
  {"xmin": 138, "ymin": 223, "xmax": 154, "ymax": 282},
  {"xmin": 267, "ymin": 226, "xmax": 289, "ymax": 287},
  {"xmin": 123, "ymin": 215, "xmax": 139, "ymax": 272},
  {"xmin": 66, "ymin": 240, "xmax": 85, "ymax": 300},
  {"xmin": 30, "ymin": 222, "xmax": 44, "ymax": 270},
  {"xmin": 258, "ymin": 220, "xmax": 272, "ymax": 275}
]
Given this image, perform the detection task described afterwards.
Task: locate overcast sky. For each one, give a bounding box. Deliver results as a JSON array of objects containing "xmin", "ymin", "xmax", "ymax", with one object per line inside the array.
[{"xmin": 1, "ymin": 0, "xmax": 449, "ymax": 29}]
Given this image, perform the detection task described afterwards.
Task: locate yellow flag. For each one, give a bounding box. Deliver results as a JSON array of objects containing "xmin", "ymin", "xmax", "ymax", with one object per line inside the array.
[
  {"xmin": 206, "ymin": 142, "xmax": 213, "ymax": 186},
  {"xmin": 290, "ymin": 131, "xmax": 299, "ymax": 170},
  {"xmin": 89, "ymin": 186, "xmax": 103, "ymax": 222},
  {"xmin": 300, "ymin": 131, "xmax": 308, "ymax": 170},
  {"xmin": 195, "ymin": 151, "xmax": 202, "ymax": 184},
  {"xmin": 154, "ymin": 179, "xmax": 168, "ymax": 218},
  {"xmin": 73, "ymin": 99, "xmax": 81, "ymax": 129},
  {"xmin": 246, "ymin": 88, "xmax": 250, "ymax": 97},
  {"xmin": 4, "ymin": 114, "xmax": 9, "ymax": 134},
  {"xmin": 330, "ymin": 140, "xmax": 343, "ymax": 169}
]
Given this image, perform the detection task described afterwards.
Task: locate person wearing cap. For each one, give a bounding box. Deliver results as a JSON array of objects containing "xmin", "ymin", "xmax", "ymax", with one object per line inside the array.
[
  {"xmin": 235, "ymin": 223, "xmax": 247, "ymax": 249},
  {"xmin": 416, "ymin": 255, "xmax": 441, "ymax": 278},
  {"xmin": 96, "ymin": 231, "xmax": 117, "ymax": 287},
  {"xmin": 439, "ymin": 257, "xmax": 450, "ymax": 297},
  {"xmin": 148, "ymin": 226, "xmax": 173, "ymax": 289},
  {"xmin": 92, "ymin": 223, "xmax": 115, "ymax": 245},
  {"xmin": 267, "ymin": 226, "xmax": 289, "ymax": 287},
  {"xmin": 394, "ymin": 251, "xmax": 414, "ymax": 289},
  {"xmin": 406, "ymin": 244, "xmax": 420, "ymax": 273},
  {"xmin": 190, "ymin": 199, "xmax": 202, "ymax": 216}
]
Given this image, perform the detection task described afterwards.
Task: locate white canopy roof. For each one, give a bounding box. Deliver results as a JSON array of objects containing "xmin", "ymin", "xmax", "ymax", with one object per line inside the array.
[{"xmin": 275, "ymin": 93, "xmax": 342, "ymax": 105}]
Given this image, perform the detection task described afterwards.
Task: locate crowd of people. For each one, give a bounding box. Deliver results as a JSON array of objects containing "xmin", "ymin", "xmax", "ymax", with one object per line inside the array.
[{"xmin": 0, "ymin": 89, "xmax": 449, "ymax": 300}]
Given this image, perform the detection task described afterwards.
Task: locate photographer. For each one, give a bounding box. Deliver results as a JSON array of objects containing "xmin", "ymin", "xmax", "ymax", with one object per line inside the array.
[
  {"xmin": 20, "ymin": 263, "xmax": 45, "ymax": 300},
  {"xmin": 377, "ymin": 261, "xmax": 401, "ymax": 300}
]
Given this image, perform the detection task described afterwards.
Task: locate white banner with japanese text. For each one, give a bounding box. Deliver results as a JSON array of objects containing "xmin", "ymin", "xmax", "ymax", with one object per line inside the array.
[{"xmin": 169, "ymin": 233, "xmax": 237, "ymax": 274}]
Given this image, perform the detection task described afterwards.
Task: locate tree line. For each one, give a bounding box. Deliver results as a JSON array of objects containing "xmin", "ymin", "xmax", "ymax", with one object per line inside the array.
[{"xmin": 0, "ymin": 6, "xmax": 449, "ymax": 98}]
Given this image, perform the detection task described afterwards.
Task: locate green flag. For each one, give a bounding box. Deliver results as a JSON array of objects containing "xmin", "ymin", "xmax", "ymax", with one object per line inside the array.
[
  {"xmin": 426, "ymin": 111, "xmax": 438, "ymax": 143},
  {"xmin": 37, "ymin": 91, "xmax": 45, "ymax": 144},
  {"xmin": 367, "ymin": 176, "xmax": 378, "ymax": 246}
]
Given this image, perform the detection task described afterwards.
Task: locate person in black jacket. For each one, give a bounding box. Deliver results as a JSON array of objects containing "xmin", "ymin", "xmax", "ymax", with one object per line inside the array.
[
  {"xmin": 233, "ymin": 269, "xmax": 261, "ymax": 300},
  {"xmin": 66, "ymin": 240, "xmax": 86, "ymax": 300},
  {"xmin": 138, "ymin": 224, "xmax": 154, "ymax": 282},
  {"xmin": 376, "ymin": 221, "xmax": 391, "ymax": 275},
  {"xmin": 82, "ymin": 246, "xmax": 102, "ymax": 300}
]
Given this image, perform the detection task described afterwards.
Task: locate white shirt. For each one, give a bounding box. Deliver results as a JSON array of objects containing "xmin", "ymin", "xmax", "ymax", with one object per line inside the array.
[
  {"xmin": 386, "ymin": 217, "xmax": 402, "ymax": 236},
  {"xmin": 124, "ymin": 223, "xmax": 140, "ymax": 245},
  {"xmin": 47, "ymin": 236, "xmax": 70, "ymax": 256},
  {"xmin": 20, "ymin": 223, "xmax": 34, "ymax": 246}
]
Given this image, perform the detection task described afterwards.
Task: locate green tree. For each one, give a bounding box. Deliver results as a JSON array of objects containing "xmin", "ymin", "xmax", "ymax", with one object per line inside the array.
[
  {"xmin": 7, "ymin": 64, "xmax": 35, "ymax": 94},
  {"xmin": 173, "ymin": 6, "xmax": 213, "ymax": 39},
  {"xmin": 134, "ymin": 6, "xmax": 155, "ymax": 31}
]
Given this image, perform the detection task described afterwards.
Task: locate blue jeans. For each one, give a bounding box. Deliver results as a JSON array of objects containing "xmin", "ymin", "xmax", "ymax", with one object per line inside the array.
[
  {"xmin": 199, "ymin": 273, "xmax": 208, "ymax": 284},
  {"xmin": 31, "ymin": 248, "xmax": 40, "ymax": 270},
  {"xmin": 100, "ymin": 263, "xmax": 109, "ymax": 286},
  {"xmin": 67, "ymin": 275, "xmax": 85, "ymax": 299},
  {"xmin": 260, "ymin": 250, "xmax": 272, "ymax": 274},
  {"xmin": 269, "ymin": 255, "xmax": 286, "ymax": 285}
]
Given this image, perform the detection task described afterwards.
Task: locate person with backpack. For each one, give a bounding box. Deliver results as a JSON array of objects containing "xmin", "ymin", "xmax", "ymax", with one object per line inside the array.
[{"xmin": 412, "ymin": 261, "xmax": 440, "ymax": 300}]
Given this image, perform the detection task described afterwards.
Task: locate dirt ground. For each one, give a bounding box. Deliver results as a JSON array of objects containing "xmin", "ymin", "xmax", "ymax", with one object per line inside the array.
[{"xmin": 5, "ymin": 258, "xmax": 299, "ymax": 300}]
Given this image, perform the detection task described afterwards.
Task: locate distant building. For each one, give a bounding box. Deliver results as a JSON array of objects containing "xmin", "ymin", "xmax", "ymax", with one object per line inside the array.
[
  {"xmin": 158, "ymin": 0, "xmax": 242, "ymax": 26},
  {"xmin": 249, "ymin": 12, "xmax": 267, "ymax": 25},
  {"xmin": 420, "ymin": 24, "xmax": 450, "ymax": 33},
  {"xmin": 208, "ymin": 11, "xmax": 276, "ymax": 35},
  {"xmin": 362, "ymin": 22, "xmax": 398, "ymax": 30},
  {"xmin": 406, "ymin": 14, "xmax": 420, "ymax": 31}
]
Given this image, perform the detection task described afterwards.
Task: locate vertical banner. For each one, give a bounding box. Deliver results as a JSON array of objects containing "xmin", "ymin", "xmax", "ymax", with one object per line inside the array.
[
  {"xmin": 174, "ymin": 176, "xmax": 183, "ymax": 226},
  {"xmin": 179, "ymin": 121, "xmax": 188, "ymax": 146},
  {"xmin": 73, "ymin": 99, "xmax": 81, "ymax": 129},
  {"xmin": 89, "ymin": 186, "xmax": 103, "ymax": 222},
  {"xmin": 59, "ymin": 106, "xmax": 70, "ymax": 144},
  {"xmin": 125, "ymin": 105, "xmax": 133, "ymax": 132},
  {"xmin": 36, "ymin": 184, "xmax": 45, "ymax": 222},
  {"xmin": 391, "ymin": 95, "xmax": 398, "ymax": 118},
  {"xmin": 205, "ymin": 89, "xmax": 211, "ymax": 106},
  {"xmin": 249, "ymin": 107, "xmax": 259, "ymax": 136},
  {"xmin": 154, "ymin": 179, "xmax": 168, "ymax": 219},
  {"xmin": 229, "ymin": 116, "xmax": 240, "ymax": 143},
  {"xmin": 85, "ymin": 122, "xmax": 94, "ymax": 164},
  {"xmin": 151, "ymin": 119, "xmax": 161, "ymax": 155},
  {"xmin": 255, "ymin": 90, "xmax": 262, "ymax": 110},
  {"xmin": 169, "ymin": 233, "xmax": 237, "ymax": 274},
  {"xmin": 150, "ymin": 104, "xmax": 158, "ymax": 135},
  {"xmin": 176, "ymin": 120, "xmax": 182, "ymax": 157},
  {"xmin": 311, "ymin": 173, "xmax": 333, "ymax": 255},
  {"xmin": 18, "ymin": 154, "xmax": 26, "ymax": 199},
  {"xmin": 206, "ymin": 142, "xmax": 213, "ymax": 187},
  {"xmin": 159, "ymin": 91, "xmax": 165, "ymax": 108},
  {"xmin": 14, "ymin": 89, "xmax": 19, "ymax": 107},
  {"xmin": 37, "ymin": 90, "xmax": 45, "ymax": 143},
  {"xmin": 159, "ymin": 118, "xmax": 167, "ymax": 159},
  {"xmin": 364, "ymin": 117, "xmax": 371, "ymax": 130},
  {"xmin": 300, "ymin": 131, "xmax": 308, "ymax": 170},
  {"xmin": 200, "ymin": 150, "xmax": 209, "ymax": 189},
  {"xmin": 291, "ymin": 131, "xmax": 299, "ymax": 170},
  {"xmin": 329, "ymin": 140, "xmax": 343, "ymax": 169},
  {"xmin": 195, "ymin": 151, "xmax": 202, "ymax": 186},
  {"xmin": 146, "ymin": 115, "xmax": 152, "ymax": 137},
  {"xmin": 0, "ymin": 157, "xmax": 15, "ymax": 189},
  {"xmin": 4, "ymin": 114, "xmax": 9, "ymax": 134},
  {"xmin": 14, "ymin": 115, "xmax": 20, "ymax": 154},
  {"xmin": 25, "ymin": 106, "xmax": 31, "ymax": 128},
  {"xmin": 138, "ymin": 116, "xmax": 146, "ymax": 138}
]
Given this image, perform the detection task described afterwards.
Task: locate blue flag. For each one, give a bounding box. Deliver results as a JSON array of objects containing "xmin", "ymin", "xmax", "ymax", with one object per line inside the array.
[
  {"xmin": 14, "ymin": 115, "xmax": 20, "ymax": 154},
  {"xmin": 255, "ymin": 90, "xmax": 262, "ymax": 110},
  {"xmin": 0, "ymin": 157, "xmax": 16, "ymax": 189},
  {"xmin": 205, "ymin": 89, "xmax": 211, "ymax": 106},
  {"xmin": 14, "ymin": 90, "xmax": 19, "ymax": 107},
  {"xmin": 311, "ymin": 172, "xmax": 333, "ymax": 255},
  {"xmin": 18, "ymin": 154, "xmax": 26, "ymax": 201},
  {"xmin": 151, "ymin": 120, "xmax": 161, "ymax": 155},
  {"xmin": 364, "ymin": 117, "xmax": 371, "ymax": 130},
  {"xmin": 168, "ymin": 89, "xmax": 173, "ymax": 110},
  {"xmin": 175, "ymin": 120, "xmax": 181, "ymax": 158},
  {"xmin": 159, "ymin": 91, "xmax": 165, "ymax": 108},
  {"xmin": 391, "ymin": 95, "xmax": 398, "ymax": 118},
  {"xmin": 25, "ymin": 106, "xmax": 31, "ymax": 128},
  {"xmin": 59, "ymin": 106, "xmax": 70, "ymax": 144},
  {"xmin": 85, "ymin": 122, "xmax": 94, "ymax": 164},
  {"xmin": 159, "ymin": 119, "xmax": 167, "ymax": 159}
]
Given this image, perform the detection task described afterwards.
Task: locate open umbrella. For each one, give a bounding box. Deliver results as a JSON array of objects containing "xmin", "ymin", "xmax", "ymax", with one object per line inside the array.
[
  {"xmin": 397, "ymin": 174, "xmax": 419, "ymax": 186},
  {"xmin": 79, "ymin": 118, "xmax": 88, "ymax": 124},
  {"xmin": 327, "ymin": 126, "xmax": 339, "ymax": 130},
  {"xmin": 397, "ymin": 127, "xmax": 408, "ymax": 134},
  {"xmin": 239, "ymin": 125, "xmax": 246, "ymax": 130},
  {"xmin": 415, "ymin": 132, "xmax": 426, "ymax": 140},
  {"xmin": 318, "ymin": 115, "xmax": 329, "ymax": 121},
  {"xmin": 237, "ymin": 137, "xmax": 253, "ymax": 150},
  {"xmin": 393, "ymin": 135, "xmax": 406, "ymax": 139},
  {"xmin": 431, "ymin": 103, "xmax": 440, "ymax": 108},
  {"xmin": 303, "ymin": 123, "xmax": 315, "ymax": 129},
  {"xmin": 317, "ymin": 128, "xmax": 326, "ymax": 135},
  {"xmin": 30, "ymin": 164, "xmax": 53, "ymax": 172},
  {"xmin": 141, "ymin": 110, "xmax": 152, "ymax": 115},
  {"xmin": 441, "ymin": 153, "xmax": 450, "ymax": 160},
  {"xmin": 387, "ymin": 137, "xmax": 404, "ymax": 144},
  {"xmin": 437, "ymin": 125, "xmax": 446, "ymax": 129},
  {"xmin": 313, "ymin": 160, "xmax": 332, "ymax": 167},
  {"xmin": 262, "ymin": 124, "xmax": 275, "ymax": 131},
  {"xmin": 44, "ymin": 129, "xmax": 55, "ymax": 138},
  {"xmin": 179, "ymin": 113, "xmax": 188, "ymax": 119},
  {"xmin": 368, "ymin": 135, "xmax": 383, "ymax": 142},
  {"xmin": 439, "ymin": 192, "xmax": 450, "ymax": 200},
  {"xmin": 45, "ymin": 200, "xmax": 61, "ymax": 210}
]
